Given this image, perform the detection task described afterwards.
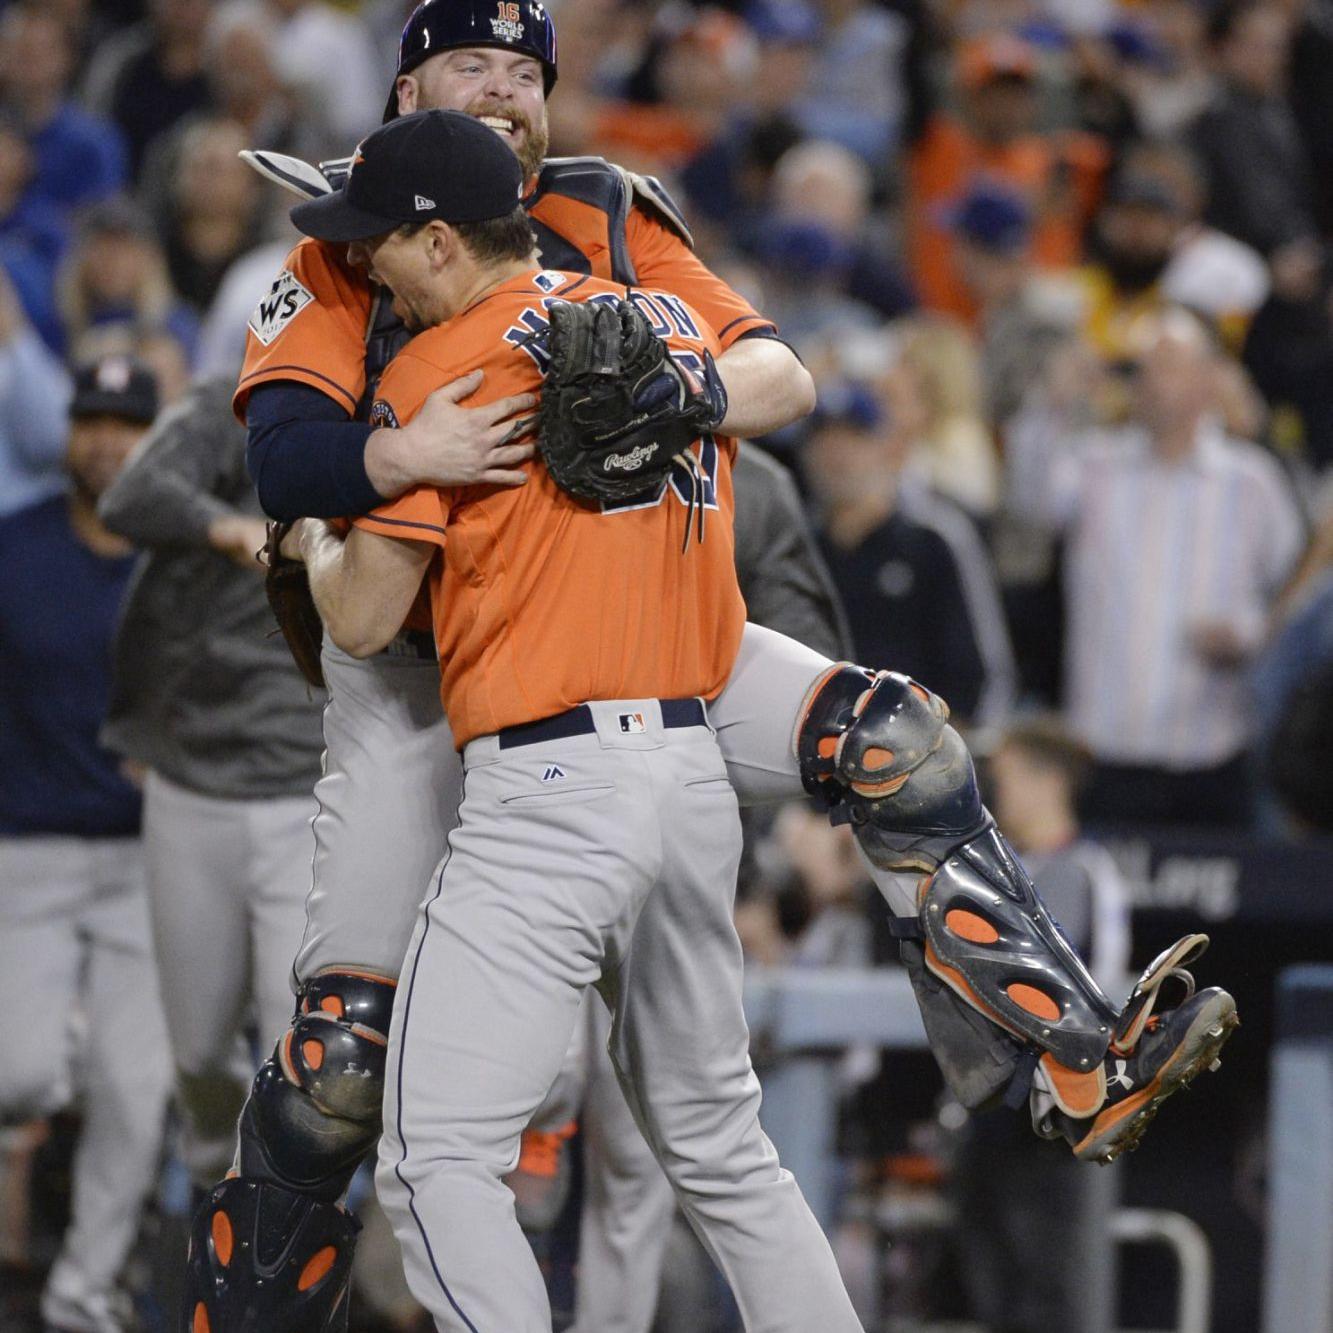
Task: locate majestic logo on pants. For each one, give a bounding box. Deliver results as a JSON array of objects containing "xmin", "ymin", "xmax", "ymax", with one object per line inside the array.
[
  {"xmin": 541, "ymin": 765, "xmax": 565, "ymax": 782},
  {"xmin": 618, "ymin": 712, "xmax": 646, "ymax": 734}
]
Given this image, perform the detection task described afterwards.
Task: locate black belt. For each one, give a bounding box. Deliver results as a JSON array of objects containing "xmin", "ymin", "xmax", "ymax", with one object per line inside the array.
[{"xmin": 497, "ymin": 698, "xmax": 706, "ymax": 750}]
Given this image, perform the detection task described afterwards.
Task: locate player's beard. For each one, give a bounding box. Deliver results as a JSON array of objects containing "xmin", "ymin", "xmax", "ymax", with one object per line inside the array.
[{"xmin": 464, "ymin": 96, "xmax": 548, "ymax": 179}]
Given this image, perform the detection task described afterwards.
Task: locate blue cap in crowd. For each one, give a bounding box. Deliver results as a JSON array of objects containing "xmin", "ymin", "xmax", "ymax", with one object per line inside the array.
[
  {"xmin": 812, "ymin": 381, "xmax": 884, "ymax": 433},
  {"xmin": 744, "ymin": 0, "xmax": 820, "ymax": 45},
  {"xmin": 945, "ymin": 182, "xmax": 1033, "ymax": 256}
]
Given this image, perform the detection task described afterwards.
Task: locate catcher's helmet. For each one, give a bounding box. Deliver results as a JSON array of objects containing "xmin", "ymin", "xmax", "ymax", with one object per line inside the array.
[{"xmin": 384, "ymin": 0, "xmax": 558, "ymax": 121}]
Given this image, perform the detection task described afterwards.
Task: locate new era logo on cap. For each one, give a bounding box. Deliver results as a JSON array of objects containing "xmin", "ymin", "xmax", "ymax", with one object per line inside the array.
[{"xmin": 288, "ymin": 111, "xmax": 525, "ymax": 244}]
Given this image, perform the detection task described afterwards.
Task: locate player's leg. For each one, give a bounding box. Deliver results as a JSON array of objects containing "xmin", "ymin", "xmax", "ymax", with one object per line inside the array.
[
  {"xmin": 715, "ymin": 623, "xmax": 1236, "ymax": 1158},
  {"xmin": 142, "ymin": 771, "xmax": 259, "ymax": 1184},
  {"xmin": 570, "ymin": 997, "xmax": 676, "ymax": 1333},
  {"xmin": 793, "ymin": 663, "xmax": 1237, "ymax": 1156},
  {"xmin": 184, "ymin": 642, "xmax": 458, "ymax": 1331},
  {"xmin": 0, "ymin": 838, "xmax": 85, "ymax": 1123},
  {"xmin": 375, "ymin": 730, "xmax": 658, "ymax": 1332},
  {"xmin": 40, "ymin": 838, "xmax": 172, "ymax": 1333},
  {"xmin": 606, "ymin": 724, "xmax": 863, "ymax": 1332}
]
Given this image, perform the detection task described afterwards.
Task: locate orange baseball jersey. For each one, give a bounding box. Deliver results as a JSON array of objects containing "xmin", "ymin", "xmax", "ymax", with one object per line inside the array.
[
  {"xmin": 352, "ymin": 269, "xmax": 746, "ymax": 749},
  {"xmin": 234, "ymin": 159, "xmax": 775, "ymax": 421}
]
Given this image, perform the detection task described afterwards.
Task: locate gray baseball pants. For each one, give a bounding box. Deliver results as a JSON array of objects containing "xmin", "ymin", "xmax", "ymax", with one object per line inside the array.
[
  {"xmin": 376, "ymin": 703, "xmax": 862, "ymax": 1332},
  {"xmin": 0, "ymin": 834, "xmax": 172, "ymax": 1325},
  {"xmin": 304, "ymin": 625, "xmax": 871, "ymax": 1326},
  {"xmin": 142, "ymin": 771, "xmax": 315, "ymax": 1183},
  {"xmin": 302, "ymin": 623, "xmax": 833, "ymax": 982}
]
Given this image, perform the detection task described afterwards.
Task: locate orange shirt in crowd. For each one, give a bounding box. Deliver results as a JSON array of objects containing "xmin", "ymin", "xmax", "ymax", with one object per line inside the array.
[
  {"xmin": 907, "ymin": 115, "xmax": 1109, "ymax": 323},
  {"xmin": 353, "ymin": 269, "xmax": 746, "ymax": 748}
]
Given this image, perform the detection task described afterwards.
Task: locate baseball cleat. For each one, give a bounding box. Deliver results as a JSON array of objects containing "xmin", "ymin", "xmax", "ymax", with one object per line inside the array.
[{"xmin": 1058, "ymin": 987, "xmax": 1239, "ymax": 1163}]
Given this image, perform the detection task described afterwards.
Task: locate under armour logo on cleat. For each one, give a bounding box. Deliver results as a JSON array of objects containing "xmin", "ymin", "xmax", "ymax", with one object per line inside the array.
[
  {"xmin": 541, "ymin": 765, "xmax": 566, "ymax": 782},
  {"xmin": 1107, "ymin": 1059, "xmax": 1133, "ymax": 1092}
]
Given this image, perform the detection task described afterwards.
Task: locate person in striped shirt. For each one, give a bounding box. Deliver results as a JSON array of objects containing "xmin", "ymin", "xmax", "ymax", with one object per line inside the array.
[{"xmin": 1007, "ymin": 307, "xmax": 1305, "ymax": 827}]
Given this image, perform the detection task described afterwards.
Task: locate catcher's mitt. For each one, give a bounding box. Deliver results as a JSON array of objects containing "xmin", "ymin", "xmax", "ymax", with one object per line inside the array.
[
  {"xmin": 263, "ymin": 521, "xmax": 325, "ymax": 689},
  {"xmin": 538, "ymin": 297, "xmax": 727, "ymax": 514}
]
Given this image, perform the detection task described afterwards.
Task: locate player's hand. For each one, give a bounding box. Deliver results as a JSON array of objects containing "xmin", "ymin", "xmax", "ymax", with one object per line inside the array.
[
  {"xmin": 209, "ymin": 513, "xmax": 272, "ymax": 570},
  {"xmin": 364, "ymin": 369, "xmax": 537, "ymax": 498}
]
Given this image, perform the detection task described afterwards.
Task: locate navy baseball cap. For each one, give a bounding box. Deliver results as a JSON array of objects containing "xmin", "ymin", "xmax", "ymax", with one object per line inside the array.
[
  {"xmin": 290, "ymin": 110, "xmax": 524, "ymax": 243},
  {"xmin": 70, "ymin": 355, "xmax": 158, "ymax": 425},
  {"xmin": 945, "ymin": 183, "xmax": 1033, "ymax": 255}
]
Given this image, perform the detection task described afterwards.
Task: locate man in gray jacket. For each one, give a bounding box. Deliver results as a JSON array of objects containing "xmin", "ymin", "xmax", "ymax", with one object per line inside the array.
[{"xmin": 99, "ymin": 376, "xmax": 326, "ymax": 1189}]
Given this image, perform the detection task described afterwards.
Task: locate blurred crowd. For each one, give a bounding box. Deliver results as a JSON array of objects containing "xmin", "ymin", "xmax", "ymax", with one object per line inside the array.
[{"xmin": 4, "ymin": 0, "xmax": 1333, "ymax": 1329}]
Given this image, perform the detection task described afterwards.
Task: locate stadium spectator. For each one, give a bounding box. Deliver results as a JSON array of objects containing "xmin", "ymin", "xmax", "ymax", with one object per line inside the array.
[
  {"xmin": 1285, "ymin": 0, "xmax": 1333, "ymax": 235},
  {"xmin": 98, "ymin": 375, "xmax": 324, "ymax": 1188},
  {"xmin": 1190, "ymin": 0, "xmax": 1320, "ymax": 281},
  {"xmin": 159, "ymin": 116, "xmax": 264, "ymax": 312},
  {"xmin": 0, "ymin": 353, "xmax": 171, "ymax": 1333},
  {"xmin": 1241, "ymin": 244, "xmax": 1333, "ymax": 471},
  {"xmin": 0, "ymin": 116, "xmax": 69, "ymax": 349},
  {"xmin": 947, "ymin": 180, "xmax": 1076, "ymax": 429},
  {"xmin": 1007, "ymin": 308, "xmax": 1306, "ymax": 826},
  {"xmin": 81, "ymin": 0, "xmax": 215, "ymax": 181},
  {"xmin": 0, "ymin": 265, "xmax": 71, "ymax": 516},
  {"xmin": 1108, "ymin": 141, "xmax": 1270, "ymax": 345},
  {"xmin": 806, "ymin": 379, "xmax": 1016, "ymax": 725},
  {"xmin": 262, "ymin": 0, "xmax": 383, "ymax": 147},
  {"xmin": 56, "ymin": 196, "xmax": 198, "ymax": 362},
  {"xmin": 897, "ymin": 317, "xmax": 1002, "ymax": 515},
  {"xmin": 906, "ymin": 31, "xmax": 1108, "ymax": 322},
  {"xmin": 1120, "ymin": 0, "xmax": 1214, "ymax": 139},
  {"xmin": 183, "ymin": 0, "xmax": 332, "ymax": 177},
  {"xmin": 954, "ymin": 714, "xmax": 1129, "ymax": 1333},
  {"xmin": 1252, "ymin": 503, "xmax": 1333, "ymax": 833},
  {"xmin": 0, "ymin": 7, "xmax": 127, "ymax": 212},
  {"xmin": 587, "ymin": 7, "xmax": 759, "ymax": 177},
  {"xmin": 795, "ymin": 0, "xmax": 930, "ymax": 162},
  {"xmin": 761, "ymin": 138, "xmax": 915, "ymax": 320}
]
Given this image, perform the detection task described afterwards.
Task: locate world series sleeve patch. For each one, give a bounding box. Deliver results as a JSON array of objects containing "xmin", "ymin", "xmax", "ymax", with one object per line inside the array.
[{"xmin": 248, "ymin": 269, "xmax": 316, "ymax": 346}]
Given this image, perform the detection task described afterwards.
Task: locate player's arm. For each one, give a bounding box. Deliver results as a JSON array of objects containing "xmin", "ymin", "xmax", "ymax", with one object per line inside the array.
[
  {"xmin": 288, "ymin": 518, "xmax": 433, "ymax": 658},
  {"xmin": 712, "ymin": 336, "xmax": 815, "ymax": 439},
  {"xmin": 238, "ymin": 241, "xmax": 534, "ymax": 521},
  {"xmin": 246, "ymin": 377, "xmax": 536, "ymax": 522},
  {"xmin": 625, "ymin": 206, "xmax": 815, "ymax": 436}
]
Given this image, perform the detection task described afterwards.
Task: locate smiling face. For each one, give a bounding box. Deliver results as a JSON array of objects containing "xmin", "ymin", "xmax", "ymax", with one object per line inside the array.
[{"xmin": 396, "ymin": 47, "xmax": 549, "ymax": 177}]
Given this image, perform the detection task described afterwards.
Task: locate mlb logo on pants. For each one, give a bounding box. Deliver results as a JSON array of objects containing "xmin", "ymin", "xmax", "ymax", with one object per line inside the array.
[{"xmin": 618, "ymin": 712, "xmax": 646, "ymax": 734}]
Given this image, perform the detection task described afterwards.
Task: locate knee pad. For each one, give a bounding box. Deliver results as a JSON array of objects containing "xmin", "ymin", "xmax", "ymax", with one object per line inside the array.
[
  {"xmin": 239, "ymin": 969, "xmax": 396, "ymax": 1202},
  {"xmin": 795, "ymin": 667, "xmax": 985, "ymax": 873},
  {"xmin": 184, "ymin": 1176, "xmax": 358, "ymax": 1333},
  {"xmin": 797, "ymin": 667, "xmax": 1116, "ymax": 1081}
]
